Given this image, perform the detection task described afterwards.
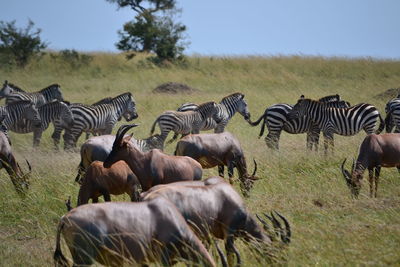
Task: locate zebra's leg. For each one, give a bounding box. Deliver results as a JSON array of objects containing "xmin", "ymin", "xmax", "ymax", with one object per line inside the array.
[
  {"xmin": 218, "ymin": 165, "xmax": 225, "ymax": 177},
  {"xmin": 51, "ymin": 125, "xmax": 63, "ymax": 150},
  {"xmin": 368, "ymin": 169, "xmax": 374, "ymax": 197},
  {"xmin": 323, "ymin": 132, "xmax": 334, "ymax": 155},
  {"xmin": 265, "ymin": 132, "xmax": 280, "ymax": 150},
  {"xmin": 33, "ymin": 129, "xmax": 43, "ymax": 147},
  {"xmin": 375, "ymin": 166, "xmax": 381, "ymax": 198},
  {"xmin": 166, "ymin": 132, "xmax": 180, "ymax": 144}
]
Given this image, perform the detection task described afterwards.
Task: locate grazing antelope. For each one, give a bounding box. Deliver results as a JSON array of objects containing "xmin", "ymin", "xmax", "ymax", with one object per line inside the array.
[
  {"xmin": 54, "ymin": 198, "xmax": 216, "ymax": 267},
  {"xmin": 75, "ymin": 133, "xmax": 163, "ymax": 183},
  {"xmin": 341, "ymin": 133, "xmax": 400, "ymax": 198},
  {"xmin": 174, "ymin": 132, "xmax": 258, "ymax": 196},
  {"xmin": 0, "ymin": 116, "xmax": 31, "ymax": 194},
  {"xmin": 141, "ymin": 177, "xmax": 291, "ymax": 267},
  {"xmin": 77, "ymin": 160, "xmax": 141, "ymax": 206},
  {"xmin": 103, "ymin": 124, "xmax": 203, "ymax": 191}
]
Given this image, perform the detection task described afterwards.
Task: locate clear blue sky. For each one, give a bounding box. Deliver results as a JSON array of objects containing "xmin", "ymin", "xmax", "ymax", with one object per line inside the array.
[{"xmin": 1, "ymin": 0, "xmax": 399, "ymax": 58}]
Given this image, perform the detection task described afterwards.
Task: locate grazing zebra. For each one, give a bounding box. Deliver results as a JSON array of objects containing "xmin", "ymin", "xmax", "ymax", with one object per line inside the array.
[
  {"xmin": 385, "ymin": 95, "xmax": 400, "ymax": 133},
  {"xmin": 52, "ymin": 92, "xmax": 137, "ymax": 150},
  {"xmin": 10, "ymin": 101, "xmax": 73, "ymax": 147},
  {"xmin": 0, "ymin": 101, "xmax": 42, "ymax": 132},
  {"xmin": 150, "ymin": 101, "xmax": 218, "ymax": 146},
  {"xmin": 173, "ymin": 93, "xmax": 251, "ymax": 141},
  {"xmin": 248, "ymin": 95, "xmax": 351, "ymax": 150},
  {"xmin": 0, "ymin": 80, "xmax": 63, "ymax": 107},
  {"xmin": 288, "ymin": 96, "xmax": 384, "ymax": 154}
]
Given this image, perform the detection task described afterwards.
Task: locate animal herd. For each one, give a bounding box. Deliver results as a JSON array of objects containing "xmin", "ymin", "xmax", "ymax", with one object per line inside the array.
[{"xmin": 0, "ymin": 79, "xmax": 399, "ymax": 266}]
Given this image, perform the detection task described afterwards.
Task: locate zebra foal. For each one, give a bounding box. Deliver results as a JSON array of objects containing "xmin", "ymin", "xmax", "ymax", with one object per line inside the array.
[
  {"xmin": 0, "ymin": 80, "xmax": 63, "ymax": 106},
  {"xmin": 288, "ymin": 96, "xmax": 384, "ymax": 154},
  {"xmin": 11, "ymin": 101, "xmax": 73, "ymax": 147},
  {"xmin": 150, "ymin": 101, "xmax": 218, "ymax": 146}
]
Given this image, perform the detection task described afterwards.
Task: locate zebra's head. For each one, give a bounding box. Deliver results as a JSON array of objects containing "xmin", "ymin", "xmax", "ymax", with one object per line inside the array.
[
  {"xmin": 121, "ymin": 93, "xmax": 138, "ymax": 121},
  {"xmin": 236, "ymin": 94, "xmax": 251, "ymax": 121},
  {"xmin": 23, "ymin": 102, "xmax": 42, "ymax": 128},
  {"xmin": 0, "ymin": 81, "xmax": 14, "ymax": 99},
  {"xmin": 59, "ymin": 101, "xmax": 74, "ymax": 128},
  {"xmin": 288, "ymin": 95, "xmax": 309, "ymax": 120}
]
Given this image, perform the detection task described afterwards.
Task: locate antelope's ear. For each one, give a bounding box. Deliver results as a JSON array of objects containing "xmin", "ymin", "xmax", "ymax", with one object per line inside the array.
[{"xmin": 123, "ymin": 135, "xmax": 132, "ymax": 143}]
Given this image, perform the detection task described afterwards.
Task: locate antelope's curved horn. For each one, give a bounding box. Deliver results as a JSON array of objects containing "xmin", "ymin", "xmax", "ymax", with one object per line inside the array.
[
  {"xmin": 274, "ymin": 211, "xmax": 291, "ymax": 243},
  {"xmin": 115, "ymin": 124, "xmax": 139, "ymax": 145},
  {"xmin": 341, "ymin": 158, "xmax": 351, "ymax": 181},
  {"xmin": 256, "ymin": 214, "xmax": 270, "ymax": 230},
  {"xmin": 25, "ymin": 159, "xmax": 32, "ymax": 172},
  {"xmin": 351, "ymin": 158, "xmax": 356, "ymax": 172},
  {"xmin": 252, "ymin": 159, "xmax": 258, "ymax": 177}
]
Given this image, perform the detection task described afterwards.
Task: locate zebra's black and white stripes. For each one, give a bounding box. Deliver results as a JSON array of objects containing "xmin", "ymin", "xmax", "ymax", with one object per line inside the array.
[
  {"xmin": 248, "ymin": 95, "xmax": 351, "ymax": 150},
  {"xmin": 150, "ymin": 101, "xmax": 218, "ymax": 146},
  {"xmin": 176, "ymin": 92, "xmax": 251, "ymax": 135},
  {"xmin": 289, "ymin": 96, "xmax": 384, "ymax": 154},
  {"xmin": 52, "ymin": 92, "xmax": 137, "ymax": 150},
  {"xmin": 0, "ymin": 101, "xmax": 42, "ymax": 131},
  {"xmin": 11, "ymin": 101, "xmax": 73, "ymax": 147},
  {"xmin": 385, "ymin": 95, "xmax": 400, "ymax": 133},
  {"xmin": 0, "ymin": 81, "xmax": 63, "ymax": 107}
]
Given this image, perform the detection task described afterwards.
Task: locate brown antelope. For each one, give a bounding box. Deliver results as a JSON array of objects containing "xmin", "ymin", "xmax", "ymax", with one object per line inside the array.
[
  {"xmin": 0, "ymin": 115, "xmax": 31, "ymax": 194},
  {"xmin": 75, "ymin": 133, "xmax": 163, "ymax": 183},
  {"xmin": 54, "ymin": 197, "xmax": 216, "ymax": 266},
  {"xmin": 174, "ymin": 131, "xmax": 258, "ymax": 196},
  {"xmin": 103, "ymin": 124, "xmax": 203, "ymax": 191},
  {"xmin": 341, "ymin": 133, "xmax": 400, "ymax": 198},
  {"xmin": 141, "ymin": 177, "xmax": 291, "ymax": 267},
  {"xmin": 77, "ymin": 160, "xmax": 141, "ymax": 206}
]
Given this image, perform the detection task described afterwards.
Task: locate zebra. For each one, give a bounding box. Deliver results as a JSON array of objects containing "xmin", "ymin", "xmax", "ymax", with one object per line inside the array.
[
  {"xmin": 384, "ymin": 95, "xmax": 400, "ymax": 133},
  {"xmin": 0, "ymin": 101, "xmax": 42, "ymax": 133},
  {"xmin": 10, "ymin": 101, "xmax": 74, "ymax": 147},
  {"xmin": 172, "ymin": 92, "xmax": 251, "ymax": 141},
  {"xmin": 52, "ymin": 92, "xmax": 138, "ymax": 150},
  {"xmin": 288, "ymin": 96, "xmax": 384, "ymax": 154},
  {"xmin": 84, "ymin": 97, "xmax": 115, "ymax": 140},
  {"xmin": 150, "ymin": 101, "xmax": 218, "ymax": 146},
  {"xmin": 0, "ymin": 81, "xmax": 63, "ymax": 107},
  {"xmin": 248, "ymin": 94, "xmax": 351, "ymax": 150}
]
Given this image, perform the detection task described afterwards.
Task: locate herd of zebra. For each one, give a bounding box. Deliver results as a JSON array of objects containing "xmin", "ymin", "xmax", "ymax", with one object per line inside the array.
[{"xmin": 0, "ymin": 79, "xmax": 398, "ymax": 154}]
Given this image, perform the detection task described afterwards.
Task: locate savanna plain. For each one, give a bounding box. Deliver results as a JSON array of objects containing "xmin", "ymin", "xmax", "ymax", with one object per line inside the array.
[{"xmin": 0, "ymin": 54, "xmax": 400, "ymax": 266}]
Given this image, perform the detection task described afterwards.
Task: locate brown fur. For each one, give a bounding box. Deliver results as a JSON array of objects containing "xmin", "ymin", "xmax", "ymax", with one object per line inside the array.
[
  {"xmin": 54, "ymin": 198, "xmax": 216, "ymax": 266},
  {"xmin": 342, "ymin": 133, "xmax": 400, "ymax": 197},
  {"xmin": 77, "ymin": 160, "xmax": 141, "ymax": 205},
  {"xmin": 103, "ymin": 125, "xmax": 203, "ymax": 191}
]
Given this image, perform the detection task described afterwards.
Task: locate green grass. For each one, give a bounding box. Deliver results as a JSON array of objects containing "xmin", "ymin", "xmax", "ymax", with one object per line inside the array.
[{"xmin": 1, "ymin": 54, "xmax": 400, "ymax": 266}]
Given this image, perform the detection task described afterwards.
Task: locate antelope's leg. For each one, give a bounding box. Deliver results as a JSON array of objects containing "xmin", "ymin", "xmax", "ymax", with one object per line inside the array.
[
  {"xmin": 375, "ymin": 166, "xmax": 381, "ymax": 198},
  {"xmin": 368, "ymin": 169, "xmax": 374, "ymax": 198},
  {"xmin": 227, "ymin": 161, "xmax": 234, "ymax": 185},
  {"xmin": 225, "ymin": 237, "xmax": 241, "ymax": 267}
]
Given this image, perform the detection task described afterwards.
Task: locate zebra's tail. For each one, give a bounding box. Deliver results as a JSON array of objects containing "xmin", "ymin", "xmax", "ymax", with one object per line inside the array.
[
  {"xmin": 375, "ymin": 113, "xmax": 385, "ymax": 134},
  {"xmin": 150, "ymin": 117, "xmax": 159, "ymax": 135},
  {"xmin": 247, "ymin": 113, "xmax": 264, "ymax": 126}
]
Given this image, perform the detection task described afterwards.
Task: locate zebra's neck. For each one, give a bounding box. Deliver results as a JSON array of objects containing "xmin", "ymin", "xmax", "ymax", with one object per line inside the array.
[
  {"xmin": 220, "ymin": 98, "xmax": 238, "ymax": 119},
  {"xmin": 110, "ymin": 94, "xmax": 130, "ymax": 116}
]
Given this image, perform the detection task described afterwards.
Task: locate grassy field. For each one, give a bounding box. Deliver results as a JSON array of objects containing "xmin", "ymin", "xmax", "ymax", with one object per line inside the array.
[{"xmin": 0, "ymin": 54, "xmax": 400, "ymax": 266}]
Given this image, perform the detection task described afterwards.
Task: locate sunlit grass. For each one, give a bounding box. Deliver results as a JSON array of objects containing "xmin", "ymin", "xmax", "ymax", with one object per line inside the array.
[{"xmin": 0, "ymin": 53, "xmax": 399, "ymax": 266}]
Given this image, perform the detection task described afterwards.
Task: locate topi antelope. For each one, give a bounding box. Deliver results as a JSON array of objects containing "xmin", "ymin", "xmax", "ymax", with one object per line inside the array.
[
  {"xmin": 0, "ymin": 115, "xmax": 31, "ymax": 194},
  {"xmin": 77, "ymin": 160, "xmax": 141, "ymax": 206},
  {"xmin": 341, "ymin": 133, "xmax": 400, "ymax": 198},
  {"xmin": 103, "ymin": 124, "xmax": 203, "ymax": 191},
  {"xmin": 174, "ymin": 132, "xmax": 259, "ymax": 197},
  {"xmin": 54, "ymin": 197, "xmax": 216, "ymax": 266},
  {"xmin": 141, "ymin": 177, "xmax": 291, "ymax": 267}
]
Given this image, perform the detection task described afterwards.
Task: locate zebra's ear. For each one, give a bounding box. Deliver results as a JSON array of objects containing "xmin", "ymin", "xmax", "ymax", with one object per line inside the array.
[
  {"xmin": 3, "ymin": 80, "xmax": 8, "ymax": 86},
  {"xmin": 300, "ymin": 95, "xmax": 305, "ymax": 99},
  {"xmin": 240, "ymin": 93, "xmax": 245, "ymax": 99}
]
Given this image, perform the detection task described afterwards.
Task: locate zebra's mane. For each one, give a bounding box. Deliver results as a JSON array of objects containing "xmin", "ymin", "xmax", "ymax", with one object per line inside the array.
[
  {"xmin": 220, "ymin": 92, "xmax": 244, "ymax": 103},
  {"xmin": 38, "ymin": 84, "xmax": 60, "ymax": 93},
  {"xmin": 197, "ymin": 101, "xmax": 215, "ymax": 109},
  {"xmin": 5, "ymin": 100, "xmax": 33, "ymax": 107},
  {"xmin": 7, "ymin": 83, "xmax": 26, "ymax": 92},
  {"xmin": 92, "ymin": 97, "xmax": 113, "ymax": 105},
  {"xmin": 318, "ymin": 94, "xmax": 340, "ymax": 102},
  {"xmin": 112, "ymin": 92, "xmax": 134, "ymax": 102}
]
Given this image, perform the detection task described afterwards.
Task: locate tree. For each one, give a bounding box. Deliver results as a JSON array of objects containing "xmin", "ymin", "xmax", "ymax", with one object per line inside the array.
[
  {"xmin": 107, "ymin": 0, "xmax": 187, "ymax": 64},
  {"xmin": 0, "ymin": 20, "xmax": 47, "ymax": 68}
]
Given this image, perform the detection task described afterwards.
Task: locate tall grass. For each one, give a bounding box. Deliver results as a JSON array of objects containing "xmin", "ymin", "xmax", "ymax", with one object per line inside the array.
[{"xmin": 0, "ymin": 54, "xmax": 400, "ymax": 266}]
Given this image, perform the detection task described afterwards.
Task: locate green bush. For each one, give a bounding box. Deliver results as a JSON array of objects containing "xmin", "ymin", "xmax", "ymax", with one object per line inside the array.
[
  {"xmin": 50, "ymin": 49, "xmax": 93, "ymax": 69},
  {"xmin": 0, "ymin": 20, "xmax": 47, "ymax": 68}
]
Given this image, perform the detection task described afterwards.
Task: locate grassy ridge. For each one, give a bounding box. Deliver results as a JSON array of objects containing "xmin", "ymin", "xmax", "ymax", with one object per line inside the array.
[{"xmin": 0, "ymin": 54, "xmax": 400, "ymax": 266}]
